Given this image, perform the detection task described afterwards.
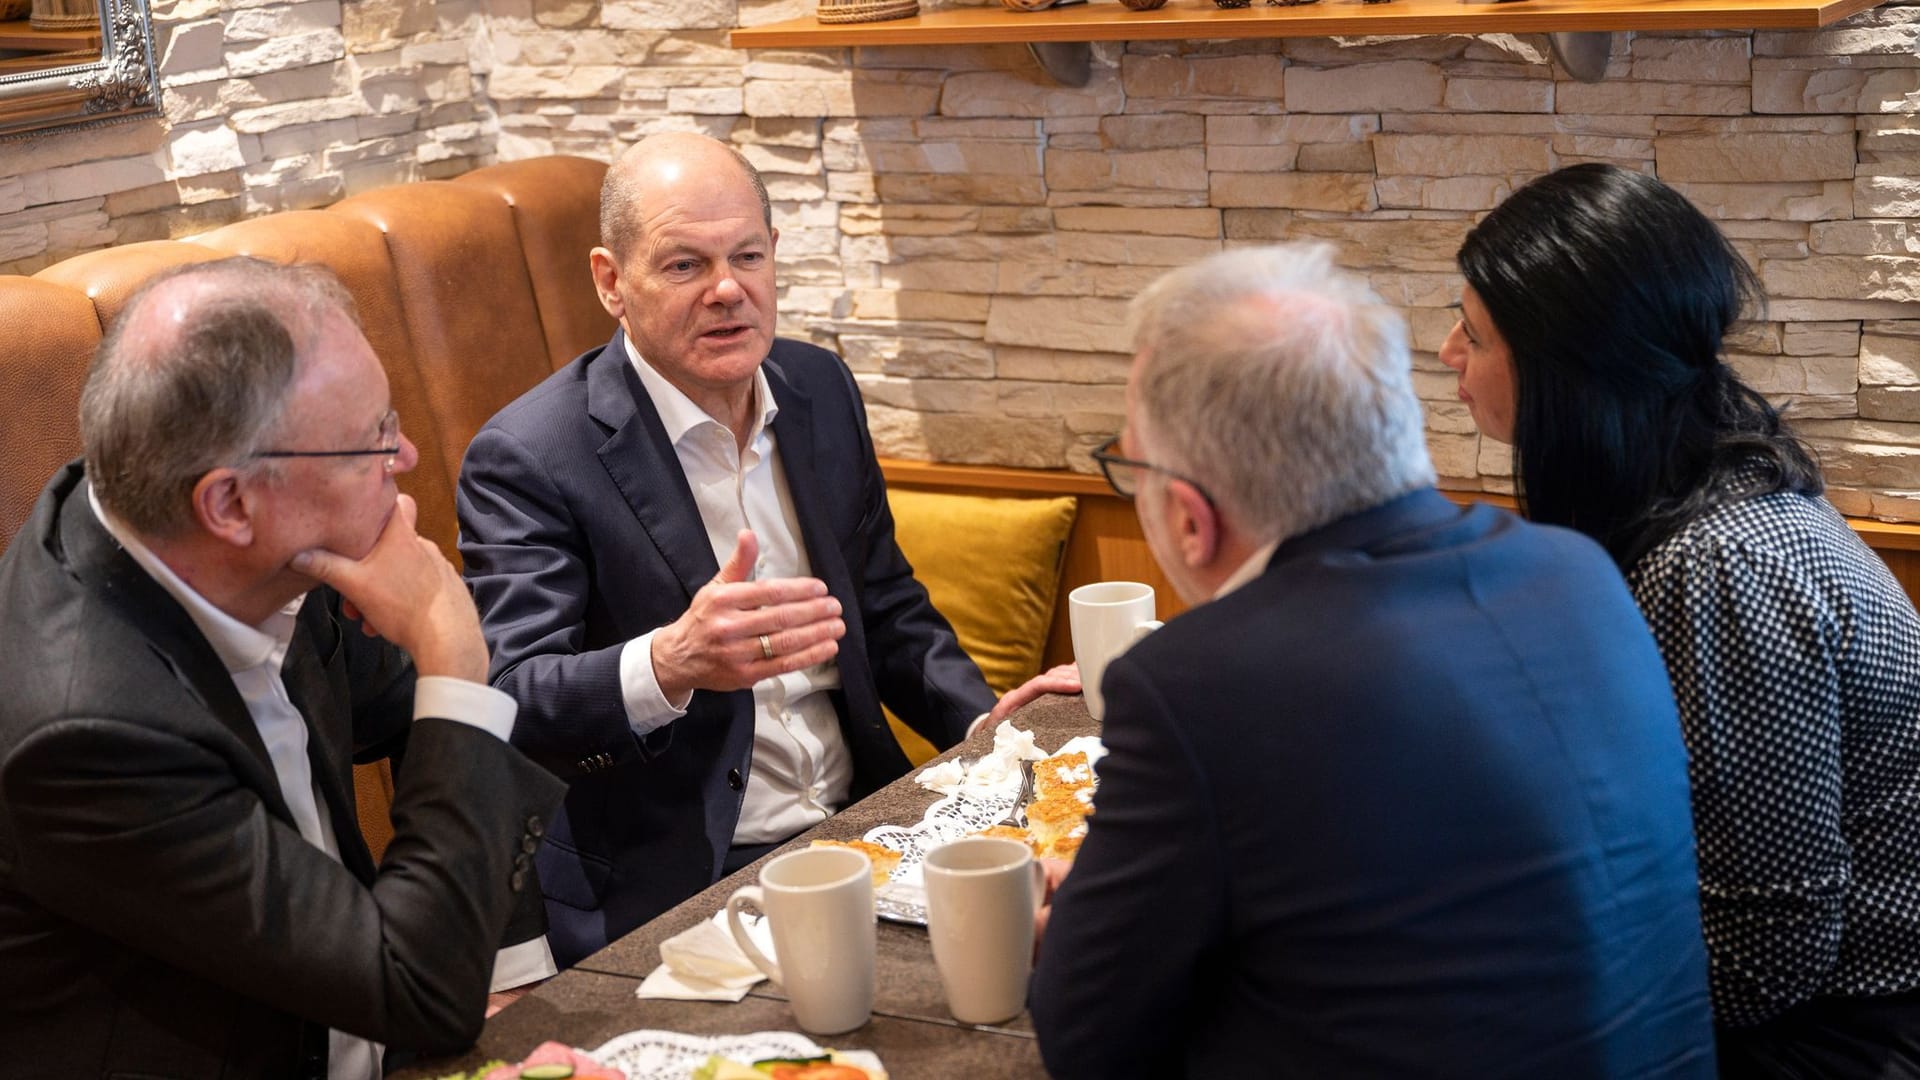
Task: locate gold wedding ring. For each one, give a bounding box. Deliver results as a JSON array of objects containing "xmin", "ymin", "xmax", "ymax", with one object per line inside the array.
[{"xmin": 758, "ymin": 633, "xmax": 775, "ymax": 661}]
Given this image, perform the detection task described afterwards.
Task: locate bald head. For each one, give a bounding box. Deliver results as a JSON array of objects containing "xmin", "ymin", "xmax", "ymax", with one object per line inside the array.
[
  {"xmin": 80, "ymin": 257, "xmax": 358, "ymax": 537},
  {"xmin": 599, "ymin": 133, "xmax": 771, "ymax": 263}
]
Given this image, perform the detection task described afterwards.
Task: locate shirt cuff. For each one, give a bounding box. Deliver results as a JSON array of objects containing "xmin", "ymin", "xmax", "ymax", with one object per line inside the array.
[
  {"xmin": 490, "ymin": 935, "xmax": 557, "ymax": 993},
  {"xmin": 966, "ymin": 711, "xmax": 993, "ymax": 739},
  {"xmin": 413, "ymin": 676, "xmax": 517, "ymax": 742},
  {"xmin": 620, "ymin": 630, "xmax": 690, "ymax": 736}
]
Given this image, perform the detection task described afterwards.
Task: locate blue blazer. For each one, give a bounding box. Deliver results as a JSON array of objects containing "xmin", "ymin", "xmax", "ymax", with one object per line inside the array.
[
  {"xmin": 1030, "ymin": 489, "xmax": 1716, "ymax": 1078},
  {"xmin": 458, "ymin": 333, "xmax": 993, "ymax": 965}
]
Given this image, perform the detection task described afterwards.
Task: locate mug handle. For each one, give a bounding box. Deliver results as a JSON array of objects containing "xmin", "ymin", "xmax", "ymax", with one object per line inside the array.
[
  {"xmin": 1131, "ymin": 619, "xmax": 1163, "ymax": 643},
  {"xmin": 726, "ymin": 886, "xmax": 782, "ymax": 985}
]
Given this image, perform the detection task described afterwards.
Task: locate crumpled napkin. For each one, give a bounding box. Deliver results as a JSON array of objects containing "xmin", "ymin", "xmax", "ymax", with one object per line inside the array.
[
  {"xmin": 916, "ymin": 720, "xmax": 1049, "ymax": 797},
  {"xmin": 636, "ymin": 909, "xmax": 776, "ymax": 1002}
]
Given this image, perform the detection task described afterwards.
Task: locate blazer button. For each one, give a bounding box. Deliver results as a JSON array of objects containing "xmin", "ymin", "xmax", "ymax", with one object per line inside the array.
[
  {"xmin": 510, "ymin": 869, "xmax": 527, "ymax": 892},
  {"xmin": 727, "ymin": 768, "xmax": 743, "ymax": 791},
  {"xmin": 527, "ymin": 815, "xmax": 544, "ymax": 837},
  {"xmin": 522, "ymin": 836, "xmax": 539, "ymax": 855}
]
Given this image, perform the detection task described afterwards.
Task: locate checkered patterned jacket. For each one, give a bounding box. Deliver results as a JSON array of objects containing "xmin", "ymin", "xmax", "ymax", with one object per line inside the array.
[{"xmin": 1629, "ymin": 467, "xmax": 1920, "ymax": 1028}]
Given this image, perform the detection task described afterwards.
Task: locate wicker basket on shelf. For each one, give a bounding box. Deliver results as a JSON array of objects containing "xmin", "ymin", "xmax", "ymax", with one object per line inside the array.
[
  {"xmin": 816, "ymin": 0, "xmax": 918, "ymax": 23},
  {"xmin": 29, "ymin": 0, "xmax": 96, "ymax": 31}
]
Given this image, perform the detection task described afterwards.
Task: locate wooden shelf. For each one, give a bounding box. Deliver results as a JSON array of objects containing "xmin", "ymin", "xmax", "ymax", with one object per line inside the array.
[
  {"xmin": 731, "ymin": 0, "xmax": 1881, "ymax": 48},
  {"xmin": 0, "ymin": 17, "xmax": 100, "ymax": 53}
]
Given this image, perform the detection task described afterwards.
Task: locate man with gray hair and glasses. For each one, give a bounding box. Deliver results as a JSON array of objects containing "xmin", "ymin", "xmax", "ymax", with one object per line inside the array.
[
  {"xmin": 1029, "ymin": 243, "xmax": 1718, "ymax": 1077},
  {"xmin": 0, "ymin": 257, "xmax": 562, "ymax": 1078}
]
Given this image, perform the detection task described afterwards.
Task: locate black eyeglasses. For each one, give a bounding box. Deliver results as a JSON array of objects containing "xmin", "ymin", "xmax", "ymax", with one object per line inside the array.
[
  {"xmin": 1091, "ymin": 435, "xmax": 1217, "ymax": 513},
  {"xmin": 256, "ymin": 409, "xmax": 402, "ymax": 472}
]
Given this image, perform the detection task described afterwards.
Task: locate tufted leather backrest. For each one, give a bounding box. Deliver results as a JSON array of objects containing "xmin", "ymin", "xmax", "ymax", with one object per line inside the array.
[
  {"xmin": 0, "ymin": 279, "xmax": 106, "ymax": 539},
  {"xmin": 0, "ymin": 155, "xmax": 615, "ymax": 562}
]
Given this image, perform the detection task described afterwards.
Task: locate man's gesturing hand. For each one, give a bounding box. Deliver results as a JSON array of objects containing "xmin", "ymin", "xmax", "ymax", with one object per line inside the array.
[
  {"xmin": 651, "ymin": 529, "xmax": 845, "ymax": 703},
  {"xmin": 289, "ymin": 494, "xmax": 490, "ymax": 684}
]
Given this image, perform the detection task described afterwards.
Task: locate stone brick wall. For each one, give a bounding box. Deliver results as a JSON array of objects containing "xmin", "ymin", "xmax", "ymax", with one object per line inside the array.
[
  {"xmin": 0, "ymin": 0, "xmax": 494, "ymax": 271},
  {"xmin": 6, "ymin": 0, "xmax": 1920, "ymax": 517}
]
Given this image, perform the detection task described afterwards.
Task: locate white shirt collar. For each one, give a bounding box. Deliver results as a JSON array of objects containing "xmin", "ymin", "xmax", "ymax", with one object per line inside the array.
[
  {"xmin": 86, "ymin": 482, "xmax": 301, "ymax": 675},
  {"xmin": 624, "ymin": 335, "xmax": 778, "ymax": 449},
  {"xmin": 1213, "ymin": 538, "xmax": 1281, "ymax": 601}
]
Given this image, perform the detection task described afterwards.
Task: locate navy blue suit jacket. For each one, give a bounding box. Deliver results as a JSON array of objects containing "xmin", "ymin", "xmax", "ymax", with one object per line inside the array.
[
  {"xmin": 458, "ymin": 332, "xmax": 993, "ymax": 965},
  {"xmin": 1030, "ymin": 489, "xmax": 1716, "ymax": 1078}
]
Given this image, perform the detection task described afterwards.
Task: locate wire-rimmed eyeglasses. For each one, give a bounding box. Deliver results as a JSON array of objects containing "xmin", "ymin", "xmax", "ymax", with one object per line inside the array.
[
  {"xmin": 1091, "ymin": 435, "xmax": 1217, "ymax": 513},
  {"xmin": 256, "ymin": 408, "xmax": 402, "ymax": 473}
]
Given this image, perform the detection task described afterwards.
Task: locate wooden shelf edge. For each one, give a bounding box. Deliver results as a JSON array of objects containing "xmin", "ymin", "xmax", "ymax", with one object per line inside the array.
[
  {"xmin": 732, "ymin": 0, "xmax": 1882, "ymax": 47},
  {"xmin": 881, "ymin": 456, "xmax": 1117, "ymax": 496}
]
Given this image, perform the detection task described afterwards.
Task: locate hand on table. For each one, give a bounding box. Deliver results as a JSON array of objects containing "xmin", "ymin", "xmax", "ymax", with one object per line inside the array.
[
  {"xmin": 1032, "ymin": 857, "xmax": 1074, "ymax": 957},
  {"xmin": 987, "ymin": 664, "xmax": 1082, "ymax": 728},
  {"xmin": 651, "ymin": 530, "xmax": 846, "ymax": 702},
  {"xmin": 290, "ymin": 494, "xmax": 489, "ymax": 683},
  {"xmin": 486, "ymin": 981, "xmax": 540, "ymax": 1017}
]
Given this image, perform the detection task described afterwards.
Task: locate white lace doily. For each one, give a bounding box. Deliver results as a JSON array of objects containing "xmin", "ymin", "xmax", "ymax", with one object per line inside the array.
[
  {"xmin": 865, "ymin": 732, "xmax": 1105, "ymax": 924},
  {"xmin": 588, "ymin": 1029, "xmax": 885, "ymax": 1080},
  {"xmin": 864, "ymin": 786, "xmax": 1017, "ymax": 925}
]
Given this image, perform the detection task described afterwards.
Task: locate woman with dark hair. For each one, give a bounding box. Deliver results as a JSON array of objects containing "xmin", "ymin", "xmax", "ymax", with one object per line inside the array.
[{"xmin": 1443, "ymin": 162, "xmax": 1920, "ymax": 1075}]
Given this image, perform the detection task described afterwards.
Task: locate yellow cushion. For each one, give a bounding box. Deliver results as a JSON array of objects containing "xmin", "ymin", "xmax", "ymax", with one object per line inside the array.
[{"xmin": 884, "ymin": 489, "xmax": 1078, "ymax": 764}]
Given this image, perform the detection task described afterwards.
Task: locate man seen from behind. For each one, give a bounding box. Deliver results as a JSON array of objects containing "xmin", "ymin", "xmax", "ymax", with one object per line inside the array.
[{"xmin": 1028, "ymin": 243, "xmax": 1716, "ymax": 1079}]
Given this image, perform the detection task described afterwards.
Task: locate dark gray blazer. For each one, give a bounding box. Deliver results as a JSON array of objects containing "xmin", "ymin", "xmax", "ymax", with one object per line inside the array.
[
  {"xmin": 458, "ymin": 332, "xmax": 993, "ymax": 967},
  {"xmin": 0, "ymin": 462, "xmax": 564, "ymax": 1079}
]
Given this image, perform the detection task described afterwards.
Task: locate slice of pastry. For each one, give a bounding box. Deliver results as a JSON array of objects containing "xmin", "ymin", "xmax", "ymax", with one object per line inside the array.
[
  {"xmin": 1033, "ymin": 750, "xmax": 1095, "ymax": 802},
  {"xmin": 1042, "ymin": 826, "xmax": 1086, "ymax": 861},
  {"xmin": 1025, "ymin": 796, "xmax": 1091, "ymax": 860},
  {"xmin": 972, "ymin": 824, "xmax": 1040, "ymax": 853},
  {"xmin": 811, "ymin": 838, "xmax": 903, "ymax": 886}
]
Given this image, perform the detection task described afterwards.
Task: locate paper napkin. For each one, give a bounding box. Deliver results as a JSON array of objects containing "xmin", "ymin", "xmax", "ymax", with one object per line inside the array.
[
  {"xmin": 915, "ymin": 720, "xmax": 1049, "ymax": 797},
  {"xmin": 636, "ymin": 909, "xmax": 776, "ymax": 1002}
]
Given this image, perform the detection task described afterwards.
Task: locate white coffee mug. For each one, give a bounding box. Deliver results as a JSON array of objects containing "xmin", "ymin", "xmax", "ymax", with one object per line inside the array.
[
  {"xmin": 725, "ymin": 846, "xmax": 876, "ymax": 1035},
  {"xmin": 923, "ymin": 836, "xmax": 1047, "ymax": 1025},
  {"xmin": 1069, "ymin": 580, "xmax": 1162, "ymax": 721}
]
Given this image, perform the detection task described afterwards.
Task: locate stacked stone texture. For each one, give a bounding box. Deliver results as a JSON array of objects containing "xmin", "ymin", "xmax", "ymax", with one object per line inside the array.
[{"xmin": 4, "ymin": 0, "xmax": 1920, "ymax": 516}]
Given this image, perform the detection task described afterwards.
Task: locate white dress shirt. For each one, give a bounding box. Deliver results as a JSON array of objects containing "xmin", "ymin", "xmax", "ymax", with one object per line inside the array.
[
  {"xmin": 88, "ymin": 486, "xmax": 547, "ymax": 1080},
  {"xmin": 616, "ymin": 340, "xmax": 855, "ymax": 846}
]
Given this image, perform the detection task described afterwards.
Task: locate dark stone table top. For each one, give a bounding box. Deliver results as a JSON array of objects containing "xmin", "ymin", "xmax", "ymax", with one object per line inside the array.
[{"xmin": 391, "ymin": 694, "xmax": 1093, "ymax": 1079}]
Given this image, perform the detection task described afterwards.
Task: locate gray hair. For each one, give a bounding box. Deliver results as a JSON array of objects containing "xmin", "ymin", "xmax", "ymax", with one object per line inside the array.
[
  {"xmin": 80, "ymin": 256, "xmax": 360, "ymax": 538},
  {"xmin": 599, "ymin": 136, "xmax": 772, "ymax": 261},
  {"xmin": 1129, "ymin": 242, "xmax": 1435, "ymax": 544}
]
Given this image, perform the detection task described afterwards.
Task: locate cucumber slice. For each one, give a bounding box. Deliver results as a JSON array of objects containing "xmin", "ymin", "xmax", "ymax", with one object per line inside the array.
[
  {"xmin": 753, "ymin": 1056, "xmax": 830, "ymax": 1070},
  {"xmin": 518, "ymin": 1065, "xmax": 575, "ymax": 1079}
]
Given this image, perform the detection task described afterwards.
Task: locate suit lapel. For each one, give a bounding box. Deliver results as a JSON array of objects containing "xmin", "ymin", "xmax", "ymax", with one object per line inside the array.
[
  {"xmin": 764, "ymin": 354, "xmax": 850, "ymax": 594},
  {"xmin": 764, "ymin": 351, "xmax": 894, "ymax": 787},
  {"xmin": 281, "ymin": 618, "xmax": 378, "ymax": 883},
  {"xmin": 588, "ymin": 332, "xmax": 719, "ymax": 601}
]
